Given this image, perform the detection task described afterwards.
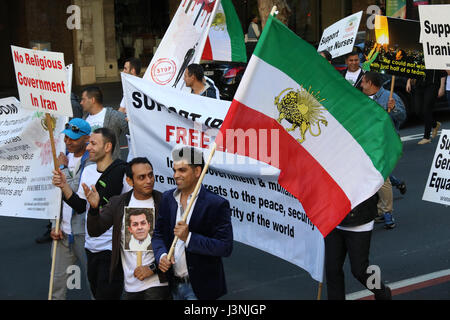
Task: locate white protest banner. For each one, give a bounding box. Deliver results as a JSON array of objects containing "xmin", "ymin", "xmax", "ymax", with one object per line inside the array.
[
  {"xmin": 419, "ymin": 5, "xmax": 450, "ymax": 70},
  {"xmin": 0, "ymin": 97, "xmax": 66, "ymax": 220},
  {"xmin": 10, "ymin": 45, "xmax": 73, "ymax": 117},
  {"xmin": 123, "ymin": 73, "xmax": 324, "ymax": 282},
  {"xmin": 143, "ymin": 0, "xmax": 220, "ymax": 90},
  {"xmin": 317, "ymin": 11, "xmax": 362, "ymax": 59},
  {"xmin": 423, "ymin": 130, "xmax": 450, "ymax": 205}
]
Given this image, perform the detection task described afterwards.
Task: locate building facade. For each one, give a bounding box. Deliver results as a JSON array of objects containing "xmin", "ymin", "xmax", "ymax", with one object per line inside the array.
[{"xmin": 1, "ymin": 0, "xmax": 448, "ymax": 95}]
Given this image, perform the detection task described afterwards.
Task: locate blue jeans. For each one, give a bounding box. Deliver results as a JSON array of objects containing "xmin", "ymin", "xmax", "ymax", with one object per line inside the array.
[
  {"xmin": 171, "ymin": 281, "xmax": 198, "ymax": 300},
  {"xmin": 389, "ymin": 175, "xmax": 402, "ymax": 187}
]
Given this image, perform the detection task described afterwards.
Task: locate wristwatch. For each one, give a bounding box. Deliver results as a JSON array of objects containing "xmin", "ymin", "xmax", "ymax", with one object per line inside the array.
[{"xmin": 148, "ymin": 262, "xmax": 157, "ymax": 273}]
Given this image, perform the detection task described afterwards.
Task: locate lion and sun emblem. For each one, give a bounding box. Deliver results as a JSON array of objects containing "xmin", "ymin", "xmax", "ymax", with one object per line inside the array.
[{"xmin": 274, "ymin": 86, "xmax": 328, "ymax": 144}]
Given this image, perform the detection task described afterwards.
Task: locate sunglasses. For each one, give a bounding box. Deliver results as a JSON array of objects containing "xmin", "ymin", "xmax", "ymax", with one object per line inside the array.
[{"xmin": 65, "ymin": 123, "xmax": 87, "ymax": 135}]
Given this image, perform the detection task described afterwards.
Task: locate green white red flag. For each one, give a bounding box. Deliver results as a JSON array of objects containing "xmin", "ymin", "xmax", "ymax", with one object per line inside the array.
[
  {"xmin": 218, "ymin": 15, "xmax": 403, "ymax": 237},
  {"xmin": 201, "ymin": 0, "xmax": 247, "ymax": 62}
]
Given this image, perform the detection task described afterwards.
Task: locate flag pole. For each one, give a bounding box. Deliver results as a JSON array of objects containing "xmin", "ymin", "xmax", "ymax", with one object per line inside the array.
[
  {"xmin": 46, "ymin": 113, "xmax": 60, "ymax": 300},
  {"xmin": 317, "ymin": 282, "xmax": 323, "ymax": 300},
  {"xmin": 388, "ymin": 76, "xmax": 396, "ymax": 112},
  {"xmin": 167, "ymin": 143, "xmax": 217, "ymax": 261},
  {"xmin": 137, "ymin": 251, "xmax": 143, "ymax": 267}
]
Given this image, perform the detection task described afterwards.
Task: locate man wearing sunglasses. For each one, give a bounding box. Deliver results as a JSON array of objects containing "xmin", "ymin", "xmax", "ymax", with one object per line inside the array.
[{"xmin": 50, "ymin": 118, "xmax": 92, "ymax": 300}]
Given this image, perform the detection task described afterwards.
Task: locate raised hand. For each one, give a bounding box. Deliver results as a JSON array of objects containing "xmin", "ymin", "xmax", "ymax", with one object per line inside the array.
[{"xmin": 82, "ymin": 183, "xmax": 100, "ymax": 209}]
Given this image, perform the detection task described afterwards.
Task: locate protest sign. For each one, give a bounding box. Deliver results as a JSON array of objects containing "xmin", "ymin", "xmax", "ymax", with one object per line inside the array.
[
  {"xmin": 0, "ymin": 97, "xmax": 65, "ymax": 220},
  {"xmin": 10, "ymin": 46, "xmax": 72, "ymax": 117},
  {"xmin": 423, "ymin": 130, "xmax": 450, "ymax": 205},
  {"xmin": 419, "ymin": 5, "xmax": 450, "ymax": 70},
  {"xmin": 364, "ymin": 16, "xmax": 426, "ymax": 79},
  {"xmin": 123, "ymin": 73, "xmax": 325, "ymax": 282},
  {"xmin": 386, "ymin": 0, "xmax": 407, "ymax": 19},
  {"xmin": 143, "ymin": 0, "xmax": 220, "ymax": 90},
  {"xmin": 317, "ymin": 11, "xmax": 362, "ymax": 59}
]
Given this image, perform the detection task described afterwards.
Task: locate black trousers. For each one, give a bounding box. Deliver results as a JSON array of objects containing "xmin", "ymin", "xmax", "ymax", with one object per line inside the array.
[
  {"xmin": 414, "ymin": 84, "xmax": 439, "ymax": 139},
  {"xmin": 123, "ymin": 286, "xmax": 172, "ymax": 300},
  {"xmin": 85, "ymin": 250, "xmax": 123, "ymax": 300},
  {"xmin": 324, "ymin": 228, "xmax": 391, "ymax": 300}
]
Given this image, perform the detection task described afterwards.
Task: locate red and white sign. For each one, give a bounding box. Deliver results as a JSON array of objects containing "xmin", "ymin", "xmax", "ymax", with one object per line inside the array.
[
  {"xmin": 11, "ymin": 45, "xmax": 73, "ymax": 117},
  {"xmin": 143, "ymin": 0, "xmax": 220, "ymax": 90}
]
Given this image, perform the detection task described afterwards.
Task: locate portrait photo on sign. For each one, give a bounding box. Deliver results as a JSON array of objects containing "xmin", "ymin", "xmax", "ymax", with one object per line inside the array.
[{"xmin": 123, "ymin": 207, "xmax": 155, "ymax": 252}]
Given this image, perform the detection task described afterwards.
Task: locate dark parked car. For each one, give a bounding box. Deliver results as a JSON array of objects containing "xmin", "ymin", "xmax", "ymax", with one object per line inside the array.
[{"xmin": 202, "ymin": 61, "xmax": 247, "ymax": 101}]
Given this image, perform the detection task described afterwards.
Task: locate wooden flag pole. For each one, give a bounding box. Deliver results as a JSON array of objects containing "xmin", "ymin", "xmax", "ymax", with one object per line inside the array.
[
  {"xmin": 317, "ymin": 282, "xmax": 323, "ymax": 300},
  {"xmin": 137, "ymin": 251, "xmax": 143, "ymax": 267},
  {"xmin": 46, "ymin": 113, "xmax": 60, "ymax": 301},
  {"xmin": 167, "ymin": 143, "xmax": 217, "ymax": 261},
  {"xmin": 388, "ymin": 76, "xmax": 396, "ymax": 113}
]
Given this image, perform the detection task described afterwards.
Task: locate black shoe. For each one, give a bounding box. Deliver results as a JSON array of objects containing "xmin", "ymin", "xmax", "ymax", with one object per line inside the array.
[
  {"xmin": 374, "ymin": 215, "xmax": 385, "ymax": 223},
  {"xmin": 35, "ymin": 230, "xmax": 52, "ymax": 244},
  {"xmin": 397, "ymin": 182, "xmax": 407, "ymax": 195}
]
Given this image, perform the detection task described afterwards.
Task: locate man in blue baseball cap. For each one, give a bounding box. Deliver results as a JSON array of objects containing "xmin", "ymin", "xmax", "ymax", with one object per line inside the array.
[{"xmin": 50, "ymin": 118, "xmax": 92, "ymax": 300}]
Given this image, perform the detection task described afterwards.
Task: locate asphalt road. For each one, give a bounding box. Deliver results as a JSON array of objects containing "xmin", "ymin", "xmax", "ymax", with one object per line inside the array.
[{"xmin": 0, "ymin": 83, "xmax": 449, "ymax": 300}]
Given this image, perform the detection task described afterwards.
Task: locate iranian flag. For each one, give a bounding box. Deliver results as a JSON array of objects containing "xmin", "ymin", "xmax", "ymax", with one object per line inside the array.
[
  {"xmin": 201, "ymin": 0, "xmax": 247, "ymax": 62},
  {"xmin": 218, "ymin": 15, "xmax": 402, "ymax": 237}
]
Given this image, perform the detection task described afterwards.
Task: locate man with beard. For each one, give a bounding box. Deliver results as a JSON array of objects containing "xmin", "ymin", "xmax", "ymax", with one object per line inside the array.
[{"xmin": 53, "ymin": 127, "xmax": 130, "ymax": 299}]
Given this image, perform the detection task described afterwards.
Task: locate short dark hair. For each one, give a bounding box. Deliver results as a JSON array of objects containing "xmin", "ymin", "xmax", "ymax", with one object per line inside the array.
[
  {"xmin": 82, "ymin": 86, "xmax": 103, "ymax": 104},
  {"xmin": 172, "ymin": 146, "xmax": 205, "ymax": 171},
  {"xmin": 126, "ymin": 157, "xmax": 153, "ymax": 180},
  {"xmin": 345, "ymin": 48, "xmax": 360, "ymax": 60},
  {"xmin": 363, "ymin": 71, "xmax": 382, "ymax": 88},
  {"xmin": 126, "ymin": 57, "xmax": 142, "ymax": 75},
  {"xmin": 127, "ymin": 208, "xmax": 152, "ymax": 228},
  {"xmin": 186, "ymin": 63, "xmax": 204, "ymax": 82},
  {"xmin": 319, "ymin": 50, "xmax": 332, "ymax": 62},
  {"xmin": 93, "ymin": 127, "xmax": 116, "ymax": 154}
]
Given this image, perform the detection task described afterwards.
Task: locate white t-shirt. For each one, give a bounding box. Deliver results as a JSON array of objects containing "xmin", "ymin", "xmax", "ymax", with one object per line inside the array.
[
  {"xmin": 345, "ymin": 69, "xmax": 362, "ymax": 87},
  {"xmin": 336, "ymin": 220, "xmax": 374, "ymax": 232},
  {"xmin": 61, "ymin": 153, "xmax": 82, "ymax": 235},
  {"xmin": 85, "ymin": 108, "xmax": 106, "ymax": 132},
  {"xmin": 121, "ymin": 193, "xmax": 168, "ymax": 292},
  {"xmin": 446, "ymin": 75, "xmax": 450, "ymax": 91},
  {"xmin": 173, "ymin": 190, "xmax": 196, "ymax": 278},
  {"xmin": 78, "ymin": 164, "xmax": 131, "ymax": 253},
  {"xmin": 120, "ymin": 96, "xmax": 126, "ymax": 111}
]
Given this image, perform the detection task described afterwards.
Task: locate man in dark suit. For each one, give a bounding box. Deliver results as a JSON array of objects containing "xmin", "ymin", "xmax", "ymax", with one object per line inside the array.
[{"xmin": 152, "ymin": 146, "xmax": 233, "ymax": 300}]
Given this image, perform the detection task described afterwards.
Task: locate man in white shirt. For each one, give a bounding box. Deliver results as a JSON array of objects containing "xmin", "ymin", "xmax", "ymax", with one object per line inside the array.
[
  {"xmin": 85, "ymin": 157, "xmax": 170, "ymax": 300},
  {"xmin": 53, "ymin": 127, "xmax": 130, "ymax": 299},
  {"xmin": 80, "ymin": 86, "xmax": 129, "ymax": 160},
  {"xmin": 341, "ymin": 49, "xmax": 364, "ymax": 90}
]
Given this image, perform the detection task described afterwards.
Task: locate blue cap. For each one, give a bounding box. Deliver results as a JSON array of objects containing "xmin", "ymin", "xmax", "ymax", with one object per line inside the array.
[{"xmin": 62, "ymin": 118, "xmax": 91, "ymax": 140}]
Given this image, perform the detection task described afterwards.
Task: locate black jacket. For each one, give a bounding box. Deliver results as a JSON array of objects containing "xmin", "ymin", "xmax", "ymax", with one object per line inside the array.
[
  {"xmin": 87, "ymin": 189, "xmax": 164, "ymax": 283},
  {"xmin": 340, "ymin": 68, "xmax": 365, "ymax": 91},
  {"xmin": 65, "ymin": 159, "xmax": 127, "ymax": 213},
  {"xmin": 339, "ymin": 194, "xmax": 379, "ymax": 228}
]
